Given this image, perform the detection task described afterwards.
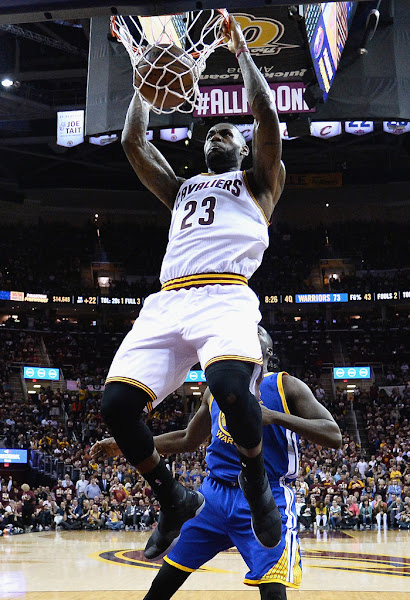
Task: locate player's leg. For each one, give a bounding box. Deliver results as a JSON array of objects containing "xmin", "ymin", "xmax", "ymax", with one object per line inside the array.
[
  {"xmin": 145, "ymin": 478, "xmax": 232, "ymax": 598},
  {"xmin": 205, "ymin": 359, "xmax": 282, "ymax": 548},
  {"xmin": 101, "ymin": 382, "xmax": 177, "ymax": 504},
  {"xmin": 258, "ymin": 582, "xmax": 287, "ymax": 600},
  {"xmin": 143, "ymin": 562, "xmax": 191, "ymax": 600},
  {"xmin": 102, "ymin": 382, "xmax": 204, "ymax": 560},
  {"xmin": 101, "ymin": 296, "xmax": 204, "ymax": 560}
]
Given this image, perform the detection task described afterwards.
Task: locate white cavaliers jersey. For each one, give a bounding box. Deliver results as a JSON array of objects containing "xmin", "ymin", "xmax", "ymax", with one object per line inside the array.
[{"xmin": 160, "ymin": 170, "xmax": 270, "ymax": 284}]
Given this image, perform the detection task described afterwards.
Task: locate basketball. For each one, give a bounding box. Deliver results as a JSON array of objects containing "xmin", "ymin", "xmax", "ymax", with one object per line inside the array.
[{"xmin": 134, "ymin": 44, "xmax": 196, "ymax": 110}]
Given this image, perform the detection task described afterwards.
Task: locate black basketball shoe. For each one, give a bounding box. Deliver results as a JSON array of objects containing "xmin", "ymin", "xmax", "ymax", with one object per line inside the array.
[
  {"xmin": 144, "ymin": 489, "xmax": 205, "ymax": 560},
  {"xmin": 238, "ymin": 471, "xmax": 282, "ymax": 548}
]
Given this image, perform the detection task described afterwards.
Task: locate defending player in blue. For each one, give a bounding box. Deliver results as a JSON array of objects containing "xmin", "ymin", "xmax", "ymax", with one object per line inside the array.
[{"xmin": 91, "ymin": 327, "xmax": 341, "ymax": 599}]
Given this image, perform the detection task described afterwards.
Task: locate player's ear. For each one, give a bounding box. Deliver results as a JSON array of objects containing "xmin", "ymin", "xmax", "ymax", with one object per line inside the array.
[{"xmin": 240, "ymin": 143, "xmax": 249, "ymax": 157}]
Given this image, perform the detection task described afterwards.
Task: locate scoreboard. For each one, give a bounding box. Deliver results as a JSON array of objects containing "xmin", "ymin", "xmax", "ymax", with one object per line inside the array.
[
  {"xmin": 264, "ymin": 290, "xmax": 408, "ymax": 304},
  {"xmin": 0, "ymin": 288, "xmax": 409, "ymax": 306}
]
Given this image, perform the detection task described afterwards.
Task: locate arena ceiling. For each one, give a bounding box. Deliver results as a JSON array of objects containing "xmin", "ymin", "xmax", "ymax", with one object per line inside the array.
[{"xmin": 0, "ymin": 3, "xmax": 408, "ymax": 204}]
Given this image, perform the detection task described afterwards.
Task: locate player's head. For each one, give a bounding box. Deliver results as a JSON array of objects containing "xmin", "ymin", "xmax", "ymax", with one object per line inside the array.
[
  {"xmin": 204, "ymin": 122, "xmax": 249, "ymax": 173},
  {"xmin": 258, "ymin": 326, "xmax": 273, "ymax": 373},
  {"xmin": 258, "ymin": 325, "xmax": 280, "ymax": 373}
]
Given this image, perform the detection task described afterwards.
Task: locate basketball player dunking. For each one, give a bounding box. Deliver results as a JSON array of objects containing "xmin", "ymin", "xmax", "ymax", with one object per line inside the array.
[
  {"xmin": 101, "ymin": 16, "xmax": 286, "ymax": 559},
  {"xmin": 92, "ymin": 328, "xmax": 342, "ymax": 599}
]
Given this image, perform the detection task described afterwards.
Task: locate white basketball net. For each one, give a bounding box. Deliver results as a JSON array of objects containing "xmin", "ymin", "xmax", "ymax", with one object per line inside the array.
[{"xmin": 110, "ymin": 9, "xmax": 229, "ymax": 114}]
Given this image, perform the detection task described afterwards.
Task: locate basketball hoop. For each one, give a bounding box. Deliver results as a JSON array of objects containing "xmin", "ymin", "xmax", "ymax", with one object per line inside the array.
[{"xmin": 110, "ymin": 9, "xmax": 230, "ymax": 114}]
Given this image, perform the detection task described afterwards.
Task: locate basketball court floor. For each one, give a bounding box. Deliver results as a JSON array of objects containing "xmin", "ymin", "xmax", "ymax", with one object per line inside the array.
[{"xmin": 1, "ymin": 528, "xmax": 409, "ymax": 600}]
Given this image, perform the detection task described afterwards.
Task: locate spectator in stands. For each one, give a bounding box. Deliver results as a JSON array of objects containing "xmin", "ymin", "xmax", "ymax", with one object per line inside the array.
[
  {"xmin": 348, "ymin": 475, "xmax": 365, "ymax": 493},
  {"xmin": 315, "ymin": 500, "xmax": 328, "ymax": 530},
  {"xmin": 85, "ymin": 476, "xmax": 101, "ymax": 500},
  {"xmin": 106, "ymin": 502, "xmax": 124, "ymax": 531},
  {"xmin": 124, "ymin": 499, "xmax": 138, "ymax": 531},
  {"xmin": 396, "ymin": 505, "xmax": 410, "ymax": 529},
  {"xmin": 344, "ymin": 497, "xmax": 359, "ymax": 529},
  {"xmin": 359, "ymin": 498, "xmax": 372, "ymax": 529},
  {"xmin": 388, "ymin": 495, "xmax": 404, "ymax": 528},
  {"xmin": 60, "ymin": 498, "xmax": 82, "ymax": 530},
  {"xmin": 357, "ymin": 457, "xmax": 368, "ymax": 480},
  {"xmin": 329, "ymin": 499, "xmax": 342, "ymax": 530},
  {"xmin": 75, "ymin": 474, "xmax": 89, "ymax": 498}
]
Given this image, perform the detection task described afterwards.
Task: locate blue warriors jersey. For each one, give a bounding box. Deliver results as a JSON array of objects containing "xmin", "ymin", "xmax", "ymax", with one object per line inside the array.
[
  {"xmin": 206, "ymin": 372, "xmax": 299, "ymax": 483},
  {"xmin": 166, "ymin": 371, "xmax": 302, "ymax": 588}
]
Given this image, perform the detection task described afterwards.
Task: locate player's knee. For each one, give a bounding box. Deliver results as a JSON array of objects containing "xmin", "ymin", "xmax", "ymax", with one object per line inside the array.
[
  {"xmin": 101, "ymin": 382, "xmax": 147, "ymax": 427},
  {"xmin": 205, "ymin": 360, "xmax": 253, "ymax": 412},
  {"xmin": 258, "ymin": 582, "xmax": 287, "ymax": 600}
]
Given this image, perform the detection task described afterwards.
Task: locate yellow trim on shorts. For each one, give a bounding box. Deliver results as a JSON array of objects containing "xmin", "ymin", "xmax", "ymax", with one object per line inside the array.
[
  {"xmin": 242, "ymin": 170, "xmax": 271, "ymax": 226},
  {"xmin": 244, "ymin": 579, "xmax": 301, "ymax": 589},
  {"xmin": 277, "ymin": 371, "xmax": 290, "ymax": 415},
  {"xmin": 163, "ymin": 555, "xmax": 197, "ymax": 573},
  {"xmin": 243, "ymin": 538, "xmax": 302, "ymax": 588},
  {"xmin": 105, "ymin": 376, "xmax": 157, "ymax": 405},
  {"xmin": 204, "ymin": 355, "xmax": 263, "ymax": 371},
  {"xmin": 161, "ymin": 272, "xmax": 248, "ymax": 292}
]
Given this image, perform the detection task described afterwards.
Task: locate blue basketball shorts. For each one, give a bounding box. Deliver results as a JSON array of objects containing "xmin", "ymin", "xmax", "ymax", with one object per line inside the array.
[{"xmin": 164, "ymin": 476, "xmax": 302, "ymax": 588}]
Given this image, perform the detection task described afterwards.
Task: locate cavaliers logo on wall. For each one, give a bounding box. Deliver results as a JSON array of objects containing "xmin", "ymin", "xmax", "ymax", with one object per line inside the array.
[{"xmin": 233, "ymin": 13, "xmax": 299, "ymax": 56}]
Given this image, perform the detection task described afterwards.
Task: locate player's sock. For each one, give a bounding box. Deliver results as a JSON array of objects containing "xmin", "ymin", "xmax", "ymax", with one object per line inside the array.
[
  {"xmin": 237, "ymin": 449, "xmax": 265, "ymax": 489},
  {"xmin": 144, "ymin": 458, "xmax": 184, "ymax": 508},
  {"xmin": 239, "ymin": 468, "xmax": 282, "ymax": 550}
]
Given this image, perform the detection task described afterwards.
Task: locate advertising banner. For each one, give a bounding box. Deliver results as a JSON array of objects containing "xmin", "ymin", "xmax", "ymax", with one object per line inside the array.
[
  {"xmin": 0, "ymin": 449, "xmax": 28, "ymax": 464},
  {"xmin": 23, "ymin": 366, "xmax": 60, "ymax": 380},
  {"xmin": 185, "ymin": 370, "xmax": 206, "ymax": 383},
  {"xmin": 194, "ymin": 83, "xmax": 313, "ymax": 118},
  {"xmin": 345, "ymin": 121, "xmax": 374, "ymax": 135},
  {"xmin": 197, "ymin": 7, "xmax": 313, "ymax": 87},
  {"xmin": 57, "ymin": 109, "xmax": 84, "ymax": 147},
  {"xmin": 310, "ymin": 121, "xmax": 342, "ymax": 138},
  {"xmin": 383, "ymin": 121, "xmax": 410, "ymax": 135},
  {"xmin": 159, "ymin": 128, "xmax": 189, "ymax": 142},
  {"xmin": 333, "ymin": 367, "xmax": 371, "ymax": 380}
]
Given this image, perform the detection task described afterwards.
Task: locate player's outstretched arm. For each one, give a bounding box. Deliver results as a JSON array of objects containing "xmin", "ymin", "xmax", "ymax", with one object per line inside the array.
[
  {"xmin": 261, "ymin": 375, "xmax": 342, "ymax": 449},
  {"xmin": 154, "ymin": 390, "xmax": 212, "ymax": 454},
  {"xmin": 122, "ymin": 91, "xmax": 185, "ymax": 210},
  {"xmin": 89, "ymin": 391, "xmax": 212, "ymax": 461},
  {"xmin": 223, "ymin": 16, "xmax": 284, "ymax": 219}
]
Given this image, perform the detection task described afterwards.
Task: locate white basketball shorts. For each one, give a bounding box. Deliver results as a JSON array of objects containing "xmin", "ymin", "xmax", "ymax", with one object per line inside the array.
[{"xmin": 106, "ymin": 282, "xmax": 263, "ymax": 410}]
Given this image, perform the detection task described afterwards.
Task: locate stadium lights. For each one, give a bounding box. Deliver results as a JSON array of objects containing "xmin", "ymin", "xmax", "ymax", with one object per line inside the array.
[{"xmin": 1, "ymin": 77, "xmax": 14, "ymax": 88}]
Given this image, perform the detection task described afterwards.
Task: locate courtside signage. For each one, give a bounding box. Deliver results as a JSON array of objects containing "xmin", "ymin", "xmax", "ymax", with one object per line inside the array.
[
  {"xmin": 185, "ymin": 370, "xmax": 206, "ymax": 383},
  {"xmin": 333, "ymin": 367, "xmax": 370, "ymax": 380},
  {"xmin": 23, "ymin": 367, "xmax": 60, "ymax": 380}
]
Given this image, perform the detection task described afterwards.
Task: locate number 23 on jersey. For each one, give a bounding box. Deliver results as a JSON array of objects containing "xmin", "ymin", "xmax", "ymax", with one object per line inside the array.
[{"xmin": 180, "ymin": 196, "xmax": 216, "ymax": 230}]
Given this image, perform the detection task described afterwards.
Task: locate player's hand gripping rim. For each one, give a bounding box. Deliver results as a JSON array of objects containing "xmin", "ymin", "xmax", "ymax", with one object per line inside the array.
[{"xmin": 221, "ymin": 15, "xmax": 247, "ymax": 55}]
